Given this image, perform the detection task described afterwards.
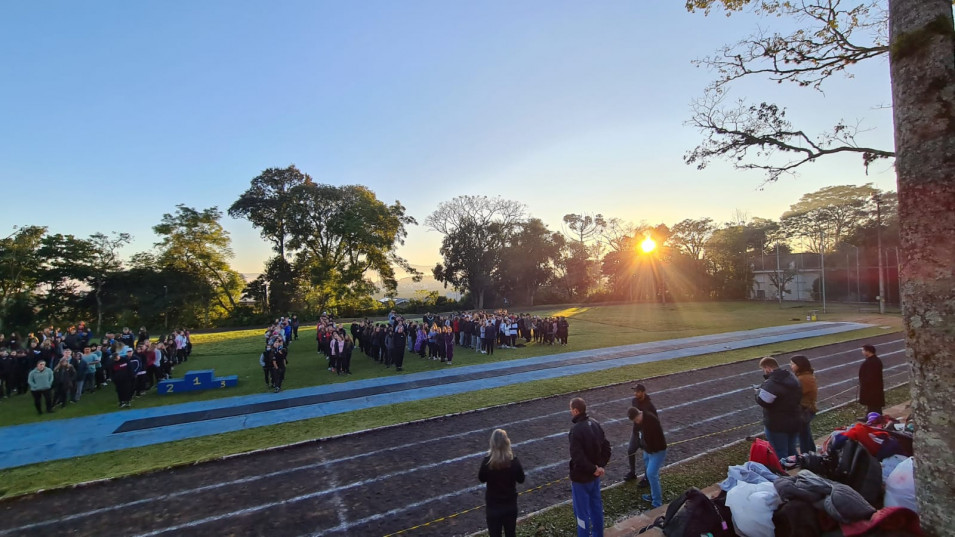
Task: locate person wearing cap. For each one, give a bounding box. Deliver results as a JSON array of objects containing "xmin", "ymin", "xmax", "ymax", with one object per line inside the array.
[
  {"xmin": 628, "ymin": 406, "xmax": 667, "ymax": 508},
  {"xmin": 624, "ymin": 384, "xmax": 658, "ymax": 486}
]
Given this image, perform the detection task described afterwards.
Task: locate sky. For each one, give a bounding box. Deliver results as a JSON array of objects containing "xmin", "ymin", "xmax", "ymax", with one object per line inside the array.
[{"xmin": 0, "ymin": 2, "xmax": 897, "ymax": 274}]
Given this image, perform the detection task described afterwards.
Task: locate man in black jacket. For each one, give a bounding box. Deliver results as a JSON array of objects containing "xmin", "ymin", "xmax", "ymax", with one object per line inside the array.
[
  {"xmin": 756, "ymin": 356, "xmax": 802, "ymax": 460},
  {"xmin": 568, "ymin": 397, "xmax": 611, "ymax": 537},
  {"xmin": 858, "ymin": 344, "xmax": 885, "ymax": 414},
  {"xmin": 624, "ymin": 384, "xmax": 657, "ymax": 487},
  {"xmin": 628, "ymin": 407, "xmax": 667, "ymax": 508}
]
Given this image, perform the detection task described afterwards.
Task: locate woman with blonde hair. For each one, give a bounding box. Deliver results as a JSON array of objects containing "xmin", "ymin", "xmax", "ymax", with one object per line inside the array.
[{"xmin": 478, "ymin": 429, "xmax": 525, "ymax": 537}]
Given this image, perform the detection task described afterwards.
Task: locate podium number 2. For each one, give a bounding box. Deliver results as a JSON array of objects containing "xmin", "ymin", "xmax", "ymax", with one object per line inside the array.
[{"xmin": 166, "ymin": 384, "xmax": 174, "ymax": 393}]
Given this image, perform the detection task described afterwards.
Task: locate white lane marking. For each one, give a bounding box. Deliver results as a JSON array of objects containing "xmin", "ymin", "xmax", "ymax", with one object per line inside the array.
[
  {"xmin": 0, "ymin": 340, "xmax": 906, "ymax": 536},
  {"xmin": 133, "ymin": 362, "xmax": 911, "ymax": 537}
]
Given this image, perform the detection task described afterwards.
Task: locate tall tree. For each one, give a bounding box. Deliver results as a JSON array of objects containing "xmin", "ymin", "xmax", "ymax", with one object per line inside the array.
[
  {"xmin": 88, "ymin": 232, "xmax": 132, "ymax": 333},
  {"xmin": 229, "ymin": 165, "xmax": 310, "ymax": 259},
  {"xmin": 153, "ymin": 205, "xmax": 243, "ymax": 316},
  {"xmin": 0, "ymin": 226, "xmax": 46, "ymax": 331},
  {"xmin": 427, "ymin": 196, "xmax": 525, "ymax": 309},
  {"xmin": 497, "ymin": 218, "xmax": 564, "ymax": 306},
  {"xmin": 670, "ymin": 218, "xmax": 716, "ymax": 261},
  {"xmin": 889, "ymin": 0, "xmax": 955, "ymax": 529},
  {"xmin": 779, "ymin": 184, "xmax": 881, "ymax": 252},
  {"xmin": 690, "ymin": 0, "xmax": 955, "ymax": 528},
  {"xmin": 433, "ymin": 218, "xmax": 502, "ymax": 309},
  {"xmin": 287, "ymin": 183, "xmax": 416, "ymax": 314}
]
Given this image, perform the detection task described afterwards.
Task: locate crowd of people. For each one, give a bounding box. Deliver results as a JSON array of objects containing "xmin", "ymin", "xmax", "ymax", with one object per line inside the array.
[
  {"xmin": 251, "ymin": 310, "xmax": 573, "ymax": 396},
  {"xmin": 1, "ymin": 324, "xmax": 193, "ymax": 413}
]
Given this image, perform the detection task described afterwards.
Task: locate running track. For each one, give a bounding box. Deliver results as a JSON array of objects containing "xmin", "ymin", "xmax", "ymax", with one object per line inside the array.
[{"xmin": 0, "ymin": 333, "xmax": 906, "ymax": 537}]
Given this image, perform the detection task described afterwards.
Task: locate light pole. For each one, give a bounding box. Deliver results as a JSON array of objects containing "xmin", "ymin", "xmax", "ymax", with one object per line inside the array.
[
  {"xmin": 820, "ymin": 231, "xmax": 827, "ymax": 314},
  {"xmin": 849, "ymin": 244, "xmax": 862, "ymax": 302},
  {"xmin": 888, "ymin": 247, "xmax": 902, "ymax": 307},
  {"xmin": 775, "ymin": 242, "xmax": 782, "ymax": 307},
  {"xmin": 163, "ymin": 285, "xmax": 168, "ymax": 330},
  {"xmin": 874, "ymin": 194, "xmax": 886, "ymax": 314}
]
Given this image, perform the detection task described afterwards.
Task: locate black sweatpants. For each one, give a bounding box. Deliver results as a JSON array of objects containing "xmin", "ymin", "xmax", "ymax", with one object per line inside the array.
[
  {"xmin": 32, "ymin": 389, "xmax": 53, "ymax": 413},
  {"xmin": 486, "ymin": 504, "xmax": 517, "ymax": 537}
]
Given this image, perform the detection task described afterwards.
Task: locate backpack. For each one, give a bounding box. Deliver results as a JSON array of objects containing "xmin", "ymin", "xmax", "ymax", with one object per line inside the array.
[
  {"xmin": 640, "ymin": 488, "xmax": 733, "ymax": 537},
  {"xmin": 749, "ymin": 438, "xmax": 786, "ymax": 475},
  {"xmin": 834, "ymin": 440, "xmax": 882, "ymax": 508}
]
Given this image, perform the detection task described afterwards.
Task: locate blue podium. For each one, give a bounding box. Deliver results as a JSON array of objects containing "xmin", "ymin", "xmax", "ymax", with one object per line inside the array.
[{"xmin": 157, "ymin": 369, "xmax": 238, "ymax": 394}]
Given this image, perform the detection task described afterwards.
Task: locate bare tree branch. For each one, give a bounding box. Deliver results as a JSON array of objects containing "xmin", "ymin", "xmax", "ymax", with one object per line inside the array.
[{"xmin": 685, "ymin": 88, "xmax": 894, "ymax": 182}]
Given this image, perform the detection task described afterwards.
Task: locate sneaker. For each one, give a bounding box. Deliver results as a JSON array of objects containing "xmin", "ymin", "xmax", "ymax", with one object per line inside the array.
[
  {"xmin": 623, "ymin": 473, "xmax": 637, "ymax": 482},
  {"xmin": 641, "ymin": 494, "xmax": 652, "ymax": 503}
]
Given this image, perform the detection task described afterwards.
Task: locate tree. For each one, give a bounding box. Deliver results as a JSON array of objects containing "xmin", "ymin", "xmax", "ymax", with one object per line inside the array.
[
  {"xmin": 779, "ymin": 184, "xmax": 882, "ymax": 252},
  {"xmin": 559, "ymin": 213, "xmax": 608, "ymax": 298},
  {"xmin": 287, "ymin": 183, "xmax": 417, "ymax": 314},
  {"xmin": 427, "ymin": 196, "xmax": 525, "ymax": 309},
  {"xmin": 0, "ymin": 226, "xmax": 46, "ymax": 331},
  {"xmin": 153, "ymin": 205, "xmax": 244, "ymax": 317},
  {"xmin": 684, "ymin": 1, "xmax": 894, "ymax": 181},
  {"xmin": 670, "ymin": 218, "xmax": 715, "ymax": 261},
  {"xmin": 497, "ymin": 218, "xmax": 564, "ymax": 306},
  {"xmin": 88, "ymin": 232, "xmax": 132, "ymax": 333},
  {"xmin": 889, "ymin": 0, "xmax": 955, "ymax": 530},
  {"xmin": 433, "ymin": 218, "xmax": 502, "ymax": 310},
  {"xmin": 691, "ymin": 1, "xmax": 955, "ymax": 529},
  {"xmin": 229, "ymin": 165, "xmax": 311, "ymax": 259}
]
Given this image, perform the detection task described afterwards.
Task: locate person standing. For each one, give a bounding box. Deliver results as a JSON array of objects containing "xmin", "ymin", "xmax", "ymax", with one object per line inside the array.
[
  {"xmin": 628, "ymin": 407, "xmax": 667, "ymax": 508},
  {"xmin": 568, "ymin": 397, "xmax": 612, "ymax": 537},
  {"xmin": 52, "ymin": 356, "xmax": 76, "ymax": 408},
  {"xmin": 624, "ymin": 384, "xmax": 657, "ymax": 487},
  {"xmin": 755, "ymin": 357, "xmax": 802, "ymax": 461},
  {"xmin": 112, "ymin": 349, "xmax": 136, "ymax": 408},
  {"xmin": 268, "ymin": 339, "xmax": 288, "ymax": 393},
  {"xmin": 478, "ymin": 429, "xmax": 526, "ymax": 537},
  {"xmin": 858, "ymin": 344, "xmax": 885, "ymax": 415},
  {"xmin": 790, "ymin": 355, "xmax": 818, "ymax": 454},
  {"xmin": 392, "ymin": 325, "xmax": 407, "ymax": 372},
  {"xmin": 28, "ymin": 360, "xmax": 54, "ymax": 414}
]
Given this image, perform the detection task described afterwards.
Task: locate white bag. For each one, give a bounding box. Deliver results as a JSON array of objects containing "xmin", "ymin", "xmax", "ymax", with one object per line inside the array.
[
  {"xmin": 725, "ymin": 481, "xmax": 781, "ymax": 537},
  {"xmin": 884, "ymin": 456, "xmax": 917, "ymax": 512}
]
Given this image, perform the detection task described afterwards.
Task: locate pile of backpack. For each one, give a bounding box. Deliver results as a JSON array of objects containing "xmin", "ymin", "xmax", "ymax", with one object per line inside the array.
[{"xmin": 642, "ymin": 415, "xmax": 919, "ymax": 537}]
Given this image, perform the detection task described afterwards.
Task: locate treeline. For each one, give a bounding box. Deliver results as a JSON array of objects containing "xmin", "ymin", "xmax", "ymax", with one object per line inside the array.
[{"xmin": 0, "ymin": 165, "xmax": 898, "ymax": 332}]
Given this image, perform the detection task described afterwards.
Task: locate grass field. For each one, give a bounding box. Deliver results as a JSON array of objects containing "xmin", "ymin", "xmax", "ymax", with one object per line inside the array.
[{"xmin": 0, "ymin": 301, "xmax": 903, "ymax": 497}]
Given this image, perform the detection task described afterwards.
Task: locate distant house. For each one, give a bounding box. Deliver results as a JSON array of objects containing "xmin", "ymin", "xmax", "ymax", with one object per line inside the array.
[
  {"xmin": 749, "ymin": 252, "xmax": 822, "ymax": 302},
  {"xmin": 378, "ymin": 297, "xmax": 410, "ymax": 305}
]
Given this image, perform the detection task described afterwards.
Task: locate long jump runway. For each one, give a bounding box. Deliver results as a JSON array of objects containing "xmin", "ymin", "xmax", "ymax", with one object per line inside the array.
[
  {"xmin": 0, "ymin": 322, "xmax": 868, "ymax": 469},
  {"xmin": 0, "ymin": 333, "xmax": 906, "ymax": 537}
]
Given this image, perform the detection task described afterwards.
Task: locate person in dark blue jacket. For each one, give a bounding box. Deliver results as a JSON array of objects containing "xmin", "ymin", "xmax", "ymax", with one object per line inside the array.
[
  {"xmin": 568, "ymin": 397, "xmax": 611, "ymax": 537},
  {"xmin": 756, "ymin": 356, "xmax": 802, "ymax": 460}
]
